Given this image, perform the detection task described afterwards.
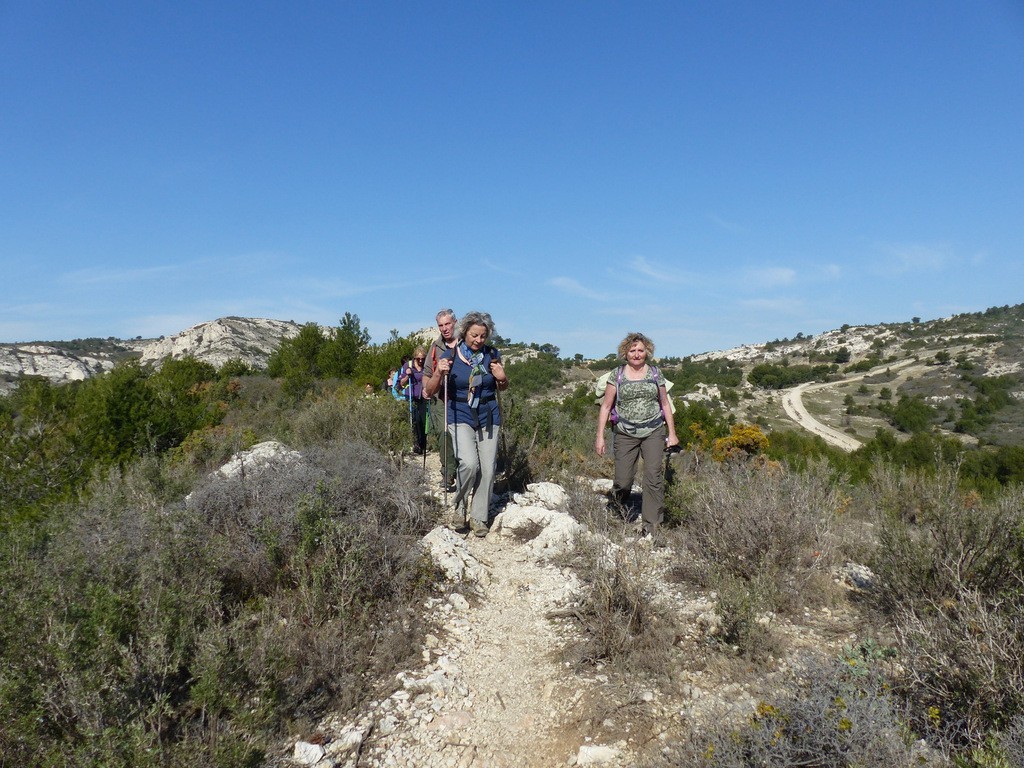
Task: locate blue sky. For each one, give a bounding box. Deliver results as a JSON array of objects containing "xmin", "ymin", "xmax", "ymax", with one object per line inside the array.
[{"xmin": 2, "ymin": 2, "xmax": 1022, "ymax": 359}]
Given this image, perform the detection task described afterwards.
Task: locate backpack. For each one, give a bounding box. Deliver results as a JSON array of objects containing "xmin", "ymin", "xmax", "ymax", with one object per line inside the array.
[{"xmin": 391, "ymin": 366, "xmax": 410, "ymax": 401}]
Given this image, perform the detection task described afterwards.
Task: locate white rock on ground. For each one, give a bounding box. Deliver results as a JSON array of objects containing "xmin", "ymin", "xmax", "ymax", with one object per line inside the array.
[{"xmin": 214, "ymin": 440, "xmax": 304, "ymax": 481}]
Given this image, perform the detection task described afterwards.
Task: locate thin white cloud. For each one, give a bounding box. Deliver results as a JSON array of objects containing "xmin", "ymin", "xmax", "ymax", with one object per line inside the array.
[
  {"xmin": 744, "ymin": 266, "xmax": 797, "ymax": 289},
  {"xmin": 818, "ymin": 263, "xmax": 842, "ymax": 280},
  {"xmin": 548, "ymin": 277, "xmax": 610, "ymax": 301},
  {"xmin": 875, "ymin": 243, "xmax": 949, "ymax": 275},
  {"xmin": 707, "ymin": 212, "xmax": 744, "ymax": 233},
  {"xmin": 483, "ymin": 258, "xmax": 521, "ymax": 276},
  {"xmin": 595, "ymin": 306, "xmax": 645, "ymax": 319},
  {"xmin": 738, "ymin": 297, "xmax": 803, "ymax": 313},
  {"xmin": 61, "ymin": 263, "xmax": 184, "ymax": 286},
  {"xmin": 294, "ymin": 273, "xmax": 452, "ymax": 300},
  {"xmin": 58, "ymin": 250, "xmax": 291, "ymax": 288},
  {"xmin": 623, "ymin": 255, "xmax": 693, "ymax": 286},
  {"xmin": 0, "ymin": 301, "xmax": 54, "ymax": 318}
]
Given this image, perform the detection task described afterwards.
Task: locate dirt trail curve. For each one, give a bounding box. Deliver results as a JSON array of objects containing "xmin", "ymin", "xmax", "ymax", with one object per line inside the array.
[{"xmin": 780, "ymin": 358, "xmax": 921, "ymax": 452}]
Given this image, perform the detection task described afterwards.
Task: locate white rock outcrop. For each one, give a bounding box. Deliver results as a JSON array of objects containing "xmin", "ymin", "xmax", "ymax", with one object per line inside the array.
[
  {"xmin": 139, "ymin": 317, "xmax": 301, "ymax": 369},
  {"xmin": 0, "ymin": 344, "xmax": 120, "ymax": 392},
  {"xmin": 214, "ymin": 440, "xmax": 304, "ymax": 481},
  {"xmin": 421, "ymin": 527, "xmax": 490, "ymax": 585}
]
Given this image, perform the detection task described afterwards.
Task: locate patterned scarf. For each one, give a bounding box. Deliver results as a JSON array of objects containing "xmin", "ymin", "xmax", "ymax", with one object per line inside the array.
[{"xmin": 460, "ymin": 342, "xmax": 486, "ymax": 409}]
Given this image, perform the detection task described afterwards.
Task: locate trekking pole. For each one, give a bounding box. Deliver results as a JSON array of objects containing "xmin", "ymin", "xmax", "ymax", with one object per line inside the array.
[
  {"xmin": 422, "ymin": 392, "xmax": 427, "ymax": 473},
  {"xmin": 442, "ymin": 374, "xmax": 449, "ymax": 509},
  {"xmin": 406, "ymin": 366, "xmax": 414, "ymax": 440}
]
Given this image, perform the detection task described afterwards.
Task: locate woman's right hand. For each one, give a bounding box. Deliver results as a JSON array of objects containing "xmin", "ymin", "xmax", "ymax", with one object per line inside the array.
[{"xmin": 595, "ymin": 434, "xmax": 606, "ymax": 456}]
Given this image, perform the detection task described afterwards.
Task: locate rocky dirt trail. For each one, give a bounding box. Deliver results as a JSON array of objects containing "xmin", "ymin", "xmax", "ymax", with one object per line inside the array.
[{"xmin": 283, "ymin": 456, "xmax": 639, "ymax": 768}]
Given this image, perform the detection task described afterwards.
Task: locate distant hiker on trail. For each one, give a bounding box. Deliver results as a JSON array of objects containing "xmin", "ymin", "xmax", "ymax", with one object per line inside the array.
[
  {"xmin": 399, "ymin": 346, "xmax": 429, "ymax": 455},
  {"xmin": 424, "ymin": 310, "xmax": 509, "ymax": 538},
  {"xmin": 423, "ymin": 308, "xmax": 459, "ymax": 491},
  {"xmin": 595, "ymin": 332, "xmax": 679, "ymax": 538}
]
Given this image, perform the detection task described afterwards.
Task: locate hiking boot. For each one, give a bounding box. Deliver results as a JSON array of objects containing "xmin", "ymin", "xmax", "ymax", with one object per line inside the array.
[
  {"xmin": 449, "ymin": 509, "xmax": 469, "ymax": 533},
  {"xmin": 470, "ymin": 519, "xmax": 489, "ymax": 538},
  {"xmin": 639, "ymin": 529, "xmax": 668, "ymax": 549}
]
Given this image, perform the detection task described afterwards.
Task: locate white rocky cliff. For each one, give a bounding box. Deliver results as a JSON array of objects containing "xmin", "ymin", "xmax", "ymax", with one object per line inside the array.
[{"xmin": 0, "ymin": 317, "xmax": 302, "ymax": 392}]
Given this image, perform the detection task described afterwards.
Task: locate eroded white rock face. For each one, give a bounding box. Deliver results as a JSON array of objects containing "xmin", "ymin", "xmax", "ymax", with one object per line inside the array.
[
  {"xmin": 138, "ymin": 317, "xmax": 302, "ymax": 369},
  {"xmin": 292, "ymin": 740, "xmax": 325, "ymax": 765},
  {"xmin": 577, "ymin": 744, "xmax": 621, "ymax": 765},
  {"xmin": 0, "ymin": 316, "xmax": 301, "ymax": 392},
  {"xmin": 0, "ymin": 345, "xmax": 117, "ymax": 392}
]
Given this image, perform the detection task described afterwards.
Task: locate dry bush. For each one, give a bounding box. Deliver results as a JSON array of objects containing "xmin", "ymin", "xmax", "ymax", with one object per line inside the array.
[
  {"xmin": 713, "ymin": 573, "xmax": 782, "ymax": 661},
  {"xmin": 668, "ymin": 460, "xmax": 842, "ymax": 614},
  {"xmin": 892, "ymin": 584, "xmax": 1024, "ymax": 753},
  {"xmin": 559, "ymin": 528, "xmax": 677, "ymax": 679},
  {"xmin": 867, "ymin": 467, "xmax": 1024, "ymax": 613},
  {"xmin": 865, "ymin": 470, "xmax": 1024, "ymax": 756},
  {"xmin": 998, "ymin": 715, "xmax": 1024, "ymax": 768},
  {"xmin": 561, "ymin": 475, "xmax": 633, "ymax": 537},
  {"xmin": 663, "ymin": 654, "xmax": 919, "ymax": 768}
]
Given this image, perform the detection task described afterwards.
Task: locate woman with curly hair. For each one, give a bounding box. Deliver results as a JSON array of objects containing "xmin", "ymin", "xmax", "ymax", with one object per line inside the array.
[
  {"xmin": 424, "ymin": 311, "xmax": 509, "ymax": 537},
  {"xmin": 595, "ymin": 332, "xmax": 679, "ymax": 536}
]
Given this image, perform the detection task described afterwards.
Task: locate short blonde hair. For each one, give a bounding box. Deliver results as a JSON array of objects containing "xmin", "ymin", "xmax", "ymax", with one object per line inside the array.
[{"xmin": 617, "ymin": 332, "xmax": 655, "ymax": 361}]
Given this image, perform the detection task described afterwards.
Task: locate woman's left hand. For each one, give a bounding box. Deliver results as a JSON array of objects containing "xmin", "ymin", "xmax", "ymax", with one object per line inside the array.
[
  {"xmin": 666, "ymin": 434, "xmax": 680, "ymax": 450},
  {"xmin": 490, "ymin": 361, "xmax": 507, "ymax": 386}
]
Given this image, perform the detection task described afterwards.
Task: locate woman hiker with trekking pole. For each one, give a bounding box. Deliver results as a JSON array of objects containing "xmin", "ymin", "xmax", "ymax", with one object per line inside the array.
[
  {"xmin": 399, "ymin": 347, "xmax": 429, "ymax": 455},
  {"xmin": 424, "ymin": 311, "xmax": 508, "ymax": 537}
]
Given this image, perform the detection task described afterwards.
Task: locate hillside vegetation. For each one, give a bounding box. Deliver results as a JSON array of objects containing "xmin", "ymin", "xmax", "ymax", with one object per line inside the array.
[{"xmin": 1, "ymin": 306, "xmax": 1023, "ymax": 766}]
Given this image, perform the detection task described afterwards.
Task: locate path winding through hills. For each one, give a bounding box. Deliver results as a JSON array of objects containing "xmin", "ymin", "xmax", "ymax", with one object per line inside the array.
[{"xmin": 780, "ymin": 358, "xmax": 921, "ymax": 452}]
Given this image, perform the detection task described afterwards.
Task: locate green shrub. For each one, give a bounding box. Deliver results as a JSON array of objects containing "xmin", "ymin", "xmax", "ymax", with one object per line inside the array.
[
  {"xmin": 287, "ymin": 383, "xmax": 410, "ymax": 455},
  {"xmin": 664, "ymin": 358, "xmax": 744, "ymax": 392},
  {"xmin": 747, "ymin": 362, "xmax": 834, "ymax": 389},
  {"xmin": 0, "ymin": 438, "xmax": 436, "ymax": 766},
  {"xmin": 504, "ymin": 352, "xmax": 564, "ymax": 399}
]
